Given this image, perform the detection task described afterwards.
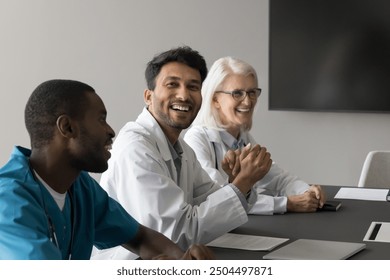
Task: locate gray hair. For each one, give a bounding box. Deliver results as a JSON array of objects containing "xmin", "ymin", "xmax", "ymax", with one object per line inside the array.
[{"xmin": 192, "ymin": 56, "xmax": 258, "ymax": 130}]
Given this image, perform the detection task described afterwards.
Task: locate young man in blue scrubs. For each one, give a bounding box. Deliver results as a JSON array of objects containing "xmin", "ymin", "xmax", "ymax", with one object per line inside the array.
[{"xmin": 0, "ymin": 79, "xmax": 213, "ymax": 260}]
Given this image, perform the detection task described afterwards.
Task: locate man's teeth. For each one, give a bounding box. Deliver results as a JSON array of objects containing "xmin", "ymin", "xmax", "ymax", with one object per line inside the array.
[
  {"xmin": 171, "ymin": 105, "xmax": 190, "ymax": 111},
  {"xmin": 105, "ymin": 144, "xmax": 112, "ymax": 151},
  {"xmin": 237, "ymin": 108, "xmax": 250, "ymax": 112}
]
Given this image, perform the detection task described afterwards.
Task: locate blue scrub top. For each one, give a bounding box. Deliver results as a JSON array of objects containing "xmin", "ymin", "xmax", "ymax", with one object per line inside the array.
[{"xmin": 0, "ymin": 146, "xmax": 139, "ymax": 260}]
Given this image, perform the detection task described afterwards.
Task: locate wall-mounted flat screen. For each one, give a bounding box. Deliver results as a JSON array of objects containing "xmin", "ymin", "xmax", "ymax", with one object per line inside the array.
[{"xmin": 269, "ymin": 0, "xmax": 390, "ymax": 113}]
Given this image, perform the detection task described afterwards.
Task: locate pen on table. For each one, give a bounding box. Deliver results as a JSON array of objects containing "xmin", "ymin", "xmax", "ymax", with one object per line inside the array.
[{"xmin": 386, "ymin": 189, "xmax": 390, "ymax": 202}]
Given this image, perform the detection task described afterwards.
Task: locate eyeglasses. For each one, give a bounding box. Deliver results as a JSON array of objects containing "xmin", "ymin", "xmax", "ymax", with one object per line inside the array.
[{"xmin": 215, "ymin": 88, "xmax": 261, "ymax": 101}]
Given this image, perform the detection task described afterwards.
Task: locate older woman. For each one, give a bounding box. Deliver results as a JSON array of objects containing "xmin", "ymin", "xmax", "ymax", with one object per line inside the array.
[{"xmin": 184, "ymin": 57, "xmax": 326, "ymax": 214}]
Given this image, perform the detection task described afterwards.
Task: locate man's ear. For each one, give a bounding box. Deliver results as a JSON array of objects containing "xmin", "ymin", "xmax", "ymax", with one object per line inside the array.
[
  {"xmin": 144, "ymin": 89, "xmax": 152, "ymax": 106},
  {"xmin": 56, "ymin": 115, "xmax": 77, "ymax": 138}
]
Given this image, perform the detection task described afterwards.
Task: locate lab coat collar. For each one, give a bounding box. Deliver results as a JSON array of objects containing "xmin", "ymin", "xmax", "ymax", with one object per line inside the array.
[
  {"xmin": 136, "ymin": 108, "xmax": 186, "ymax": 162},
  {"xmin": 199, "ymin": 126, "xmax": 253, "ymax": 148}
]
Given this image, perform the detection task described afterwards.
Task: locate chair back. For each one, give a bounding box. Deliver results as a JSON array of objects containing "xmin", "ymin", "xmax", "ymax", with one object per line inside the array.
[{"xmin": 358, "ymin": 151, "xmax": 390, "ymax": 188}]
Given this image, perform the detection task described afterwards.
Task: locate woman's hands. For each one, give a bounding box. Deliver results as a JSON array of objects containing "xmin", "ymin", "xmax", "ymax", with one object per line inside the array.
[{"xmin": 287, "ymin": 185, "xmax": 326, "ymax": 212}]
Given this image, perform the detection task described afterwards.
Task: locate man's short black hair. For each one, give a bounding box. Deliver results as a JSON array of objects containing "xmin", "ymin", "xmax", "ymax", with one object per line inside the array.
[
  {"xmin": 25, "ymin": 79, "xmax": 95, "ymax": 148},
  {"xmin": 145, "ymin": 46, "xmax": 208, "ymax": 90}
]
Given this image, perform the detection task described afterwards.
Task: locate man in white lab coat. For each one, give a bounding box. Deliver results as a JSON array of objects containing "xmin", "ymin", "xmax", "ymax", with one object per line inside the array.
[{"xmin": 92, "ymin": 46, "xmax": 273, "ymax": 259}]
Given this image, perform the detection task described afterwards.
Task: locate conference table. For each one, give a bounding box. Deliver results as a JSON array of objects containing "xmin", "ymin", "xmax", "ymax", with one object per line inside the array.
[{"xmin": 211, "ymin": 185, "xmax": 390, "ymax": 259}]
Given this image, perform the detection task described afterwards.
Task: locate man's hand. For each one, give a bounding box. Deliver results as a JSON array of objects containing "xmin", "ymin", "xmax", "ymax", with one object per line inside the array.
[
  {"xmin": 125, "ymin": 226, "xmax": 215, "ymax": 260},
  {"xmin": 232, "ymin": 144, "xmax": 272, "ymax": 194},
  {"xmin": 181, "ymin": 244, "xmax": 215, "ymax": 260},
  {"xmin": 152, "ymin": 244, "xmax": 215, "ymax": 260}
]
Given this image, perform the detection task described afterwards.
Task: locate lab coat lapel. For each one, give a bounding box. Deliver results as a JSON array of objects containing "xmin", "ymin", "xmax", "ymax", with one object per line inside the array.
[{"xmin": 137, "ymin": 108, "xmax": 179, "ymax": 183}]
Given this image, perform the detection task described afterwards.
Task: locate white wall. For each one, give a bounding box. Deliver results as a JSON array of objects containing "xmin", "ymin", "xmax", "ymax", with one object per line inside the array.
[{"xmin": 1, "ymin": 0, "xmax": 389, "ymax": 186}]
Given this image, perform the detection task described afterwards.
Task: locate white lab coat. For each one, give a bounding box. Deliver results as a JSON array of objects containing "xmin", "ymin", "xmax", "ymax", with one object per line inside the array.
[
  {"xmin": 91, "ymin": 108, "xmax": 248, "ymax": 260},
  {"xmin": 184, "ymin": 125, "xmax": 310, "ymax": 215}
]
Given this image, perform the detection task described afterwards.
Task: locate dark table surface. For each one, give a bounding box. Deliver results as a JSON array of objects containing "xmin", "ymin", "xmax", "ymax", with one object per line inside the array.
[{"xmin": 212, "ymin": 186, "xmax": 390, "ymax": 260}]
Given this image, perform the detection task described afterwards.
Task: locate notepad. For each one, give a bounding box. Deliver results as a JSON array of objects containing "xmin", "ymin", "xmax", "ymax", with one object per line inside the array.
[
  {"xmin": 263, "ymin": 239, "xmax": 366, "ymax": 260},
  {"xmin": 207, "ymin": 233, "xmax": 289, "ymax": 251},
  {"xmin": 335, "ymin": 187, "xmax": 389, "ymax": 201}
]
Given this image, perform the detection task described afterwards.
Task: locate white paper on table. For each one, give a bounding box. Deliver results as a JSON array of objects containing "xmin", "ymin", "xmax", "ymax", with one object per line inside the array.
[
  {"xmin": 334, "ymin": 187, "xmax": 389, "ymax": 201},
  {"xmin": 207, "ymin": 233, "xmax": 289, "ymax": 251},
  {"xmin": 364, "ymin": 222, "xmax": 390, "ymax": 243}
]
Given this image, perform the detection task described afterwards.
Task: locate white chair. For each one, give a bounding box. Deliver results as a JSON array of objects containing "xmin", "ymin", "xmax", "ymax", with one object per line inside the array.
[{"xmin": 358, "ymin": 151, "xmax": 390, "ymax": 188}]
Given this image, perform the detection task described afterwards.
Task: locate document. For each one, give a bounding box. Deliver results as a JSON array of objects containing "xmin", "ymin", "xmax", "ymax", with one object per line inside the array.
[
  {"xmin": 364, "ymin": 222, "xmax": 390, "ymax": 243},
  {"xmin": 334, "ymin": 187, "xmax": 389, "ymax": 201},
  {"xmin": 207, "ymin": 233, "xmax": 289, "ymax": 251}
]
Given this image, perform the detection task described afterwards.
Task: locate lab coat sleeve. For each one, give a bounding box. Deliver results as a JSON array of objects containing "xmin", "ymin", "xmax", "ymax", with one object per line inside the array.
[
  {"xmin": 101, "ymin": 133, "xmax": 248, "ymax": 250},
  {"xmin": 0, "ymin": 183, "xmax": 61, "ymax": 260},
  {"xmin": 248, "ymin": 163, "xmax": 310, "ymax": 215}
]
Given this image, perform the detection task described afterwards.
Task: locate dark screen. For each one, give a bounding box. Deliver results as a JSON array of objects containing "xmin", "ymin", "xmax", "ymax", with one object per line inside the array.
[{"xmin": 269, "ymin": 0, "xmax": 390, "ymax": 113}]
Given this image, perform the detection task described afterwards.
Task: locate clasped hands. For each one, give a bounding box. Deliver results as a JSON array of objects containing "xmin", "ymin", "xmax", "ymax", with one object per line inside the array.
[
  {"xmin": 221, "ymin": 144, "xmax": 326, "ymax": 213},
  {"xmin": 221, "ymin": 143, "xmax": 272, "ymax": 195},
  {"xmin": 287, "ymin": 185, "xmax": 327, "ymax": 212}
]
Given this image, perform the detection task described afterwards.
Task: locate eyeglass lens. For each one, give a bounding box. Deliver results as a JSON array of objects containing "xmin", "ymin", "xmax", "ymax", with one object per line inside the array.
[{"xmin": 232, "ymin": 89, "xmax": 261, "ymax": 100}]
